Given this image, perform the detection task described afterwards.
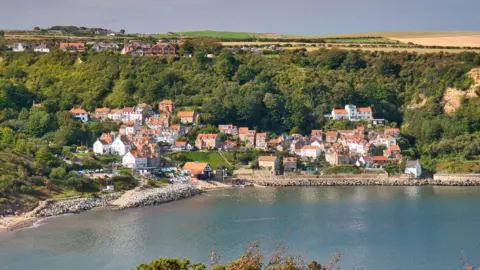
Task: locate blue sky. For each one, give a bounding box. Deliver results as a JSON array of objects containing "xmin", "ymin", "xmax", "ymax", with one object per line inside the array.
[{"xmin": 1, "ymin": 0, "xmax": 479, "ymax": 35}]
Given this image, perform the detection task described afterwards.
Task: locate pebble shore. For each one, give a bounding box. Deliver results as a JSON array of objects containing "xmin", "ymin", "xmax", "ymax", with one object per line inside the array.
[{"xmin": 34, "ymin": 193, "xmax": 122, "ymax": 217}]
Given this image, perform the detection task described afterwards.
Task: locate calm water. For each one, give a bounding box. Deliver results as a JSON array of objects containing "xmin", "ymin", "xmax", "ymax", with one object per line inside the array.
[{"xmin": 1, "ymin": 186, "xmax": 480, "ymax": 270}]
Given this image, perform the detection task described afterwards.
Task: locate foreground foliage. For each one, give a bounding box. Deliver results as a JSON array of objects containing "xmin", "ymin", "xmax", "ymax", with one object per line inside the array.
[{"xmin": 135, "ymin": 243, "xmax": 340, "ymax": 270}]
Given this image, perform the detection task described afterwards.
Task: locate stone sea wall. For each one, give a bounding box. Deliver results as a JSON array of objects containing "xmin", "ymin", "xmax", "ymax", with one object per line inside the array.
[
  {"xmin": 115, "ymin": 184, "xmax": 201, "ymax": 210},
  {"xmin": 34, "ymin": 193, "xmax": 122, "ymax": 217},
  {"xmin": 247, "ymin": 176, "xmax": 480, "ymax": 187}
]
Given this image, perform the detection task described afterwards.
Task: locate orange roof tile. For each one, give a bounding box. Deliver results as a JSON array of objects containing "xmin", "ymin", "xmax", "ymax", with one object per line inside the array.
[
  {"xmin": 160, "ymin": 100, "xmax": 175, "ymax": 105},
  {"xmin": 358, "ymin": 107, "xmax": 372, "ymax": 113},
  {"xmin": 326, "ymin": 131, "xmax": 339, "ymax": 137},
  {"xmin": 372, "ymin": 156, "xmax": 388, "ymax": 161},
  {"xmin": 334, "ymin": 109, "xmax": 348, "ymax": 114},
  {"xmin": 283, "ymin": 157, "xmax": 297, "ymax": 162},
  {"xmin": 69, "ymin": 108, "xmax": 87, "ymax": 114},
  {"xmin": 197, "ymin": 133, "xmax": 218, "ymax": 140},
  {"xmin": 123, "ymin": 106, "xmax": 135, "ymax": 113},
  {"xmin": 390, "ymin": 145, "xmax": 400, "ymax": 151},
  {"xmin": 95, "ymin": 107, "xmax": 110, "ymax": 113},
  {"xmin": 175, "ymin": 141, "xmax": 187, "ymax": 146},
  {"xmin": 183, "ymin": 162, "xmax": 209, "ymax": 172},
  {"xmin": 177, "ymin": 111, "xmax": 195, "ymax": 117},
  {"xmin": 258, "ymin": 156, "xmax": 278, "ymax": 161},
  {"xmin": 239, "ymin": 127, "xmax": 249, "ymax": 134},
  {"xmin": 302, "ymin": 145, "xmax": 319, "ymax": 150}
]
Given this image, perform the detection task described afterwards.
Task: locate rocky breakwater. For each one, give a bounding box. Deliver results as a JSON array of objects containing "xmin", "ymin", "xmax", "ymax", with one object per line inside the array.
[
  {"xmin": 114, "ymin": 184, "xmax": 201, "ymax": 210},
  {"xmin": 249, "ymin": 178, "xmax": 480, "ymax": 187},
  {"xmin": 34, "ymin": 193, "xmax": 122, "ymax": 217}
]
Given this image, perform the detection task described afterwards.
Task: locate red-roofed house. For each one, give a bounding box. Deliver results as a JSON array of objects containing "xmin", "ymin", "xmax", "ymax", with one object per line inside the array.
[
  {"xmin": 159, "ymin": 100, "xmax": 175, "ymax": 113},
  {"xmin": 326, "ymin": 131, "xmax": 339, "ymax": 143},
  {"xmin": 372, "ymin": 156, "xmax": 388, "ymax": 167},
  {"xmin": 94, "ymin": 107, "xmax": 110, "ymax": 119},
  {"xmin": 60, "ymin": 42, "xmax": 85, "ymax": 52},
  {"xmin": 258, "ymin": 156, "xmax": 280, "ymax": 174},
  {"xmin": 244, "ymin": 130, "xmax": 256, "ymax": 147},
  {"xmin": 325, "ymin": 151, "xmax": 350, "ymax": 166},
  {"xmin": 384, "ymin": 128, "xmax": 401, "ymax": 138},
  {"xmin": 218, "ymin": 124, "xmax": 238, "ymax": 136},
  {"xmin": 330, "ymin": 105, "xmax": 373, "ymax": 121},
  {"xmin": 384, "ymin": 144, "xmax": 401, "ymax": 158},
  {"xmin": 195, "ymin": 133, "xmax": 221, "ymax": 150},
  {"xmin": 183, "ymin": 162, "xmax": 212, "ymax": 179},
  {"xmin": 283, "ymin": 157, "xmax": 297, "ymax": 171},
  {"xmin": 122, "ymin": 150, "xmax": 148, "ymax": 169},
  {"xmin": 255, "ymin": 133, "xmax": 268, "ymax": 150},
  {"xmin": 171, "ymin": 141, "xmax": 193, "ymax": 151},
  {"xmin": 177, "ymin": 111, "xmax": 196, "ymax": 124},
  {"xmin": 297, "ymin": 145, "xmax": 322, "ymax": 159},
  {"xmin": 69, "ymin": 108, "xmax": 88, "ymax": 122},
  {"xmin": 222, "ymin": 140, "xmax": 237, "ymax": 150}
]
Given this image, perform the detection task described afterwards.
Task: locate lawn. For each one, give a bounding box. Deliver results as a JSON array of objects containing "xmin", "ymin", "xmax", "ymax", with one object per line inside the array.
[{"xmin": 169, "ymin": 151, "xmax": 233, "ymax": 170}]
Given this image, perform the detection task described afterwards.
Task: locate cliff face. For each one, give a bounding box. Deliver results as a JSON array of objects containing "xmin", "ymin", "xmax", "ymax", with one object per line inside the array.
[{"xmin": 443, "ymin": 68, "xmax": 480, "ymax": 115}]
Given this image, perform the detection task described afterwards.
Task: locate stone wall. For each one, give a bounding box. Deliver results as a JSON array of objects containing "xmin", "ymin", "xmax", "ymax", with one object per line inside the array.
[{"xmin": 433, "ymin": 174, "xmax": 480, "ymax": 182}]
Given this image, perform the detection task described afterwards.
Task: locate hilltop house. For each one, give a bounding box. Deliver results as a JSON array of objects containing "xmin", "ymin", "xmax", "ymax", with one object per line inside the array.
[
  {"xmin": 93, "ymin": 133, "xmax": 115, "ymax": 155},
  {"xmin": 195, "ymin": 133, "xmax": 221, "ymax": 150},
  {"xmin": 171, "ymin": 141, "xmax": 193, "ymax": 151},
  {"xmin": 121, "ymin": 41, "xmax": 176, "ymax": 56},
  {"xmin": 69, "ymin": 108, "xmax": 88, "ymax": 122},
  {"xmin": 325, "ymin": 151, "xmax": 350, "ymax": 166},
  {"xmin": 244, "ymin": 130, "xmax": 256, "ymax": 148},
  {"xmin": 60, "ymin": 43, "xmax": 85, "ymax": 52},
  {"xmin": 328, "ymin": 105, "xmax": 373, "ymax": 121},
  {"xmin": 122, "ymin": 151, "xmax": 147, "ymax": 170},
  {"xmin": 177, "ymin": 111, "xmax": 196, "ymax": 124},
  {"xmin": 183, "ymin": 162, "xmax": 213, "ymax": 179},
  {"xmin": 34, "ymin": 42, "xmax": 51, "ymax": 53},
  {"xmin": 326, "ymin": 131, "xmax": 339, "ymax": 143},
  {"xmin": 258, "ymin": 156, "xmax": 280, "ymax": 174},
  {"xmin": 12, "ymin": 43, "xmax": 31, "ymax": 52},
  {"xmin": 405, "ymin": 160, "xmax": 422, "ymax": 178},
  {"xmin": 108, "ymin": 108, "xmax": 123, "ymax": 121},
  {"xmin": 159, "ymin": 100, "xmax": 176, "ymax": 113},
  {"xmin": 91, "ymin": 41, "xmax": 119, "ymax": 52}
]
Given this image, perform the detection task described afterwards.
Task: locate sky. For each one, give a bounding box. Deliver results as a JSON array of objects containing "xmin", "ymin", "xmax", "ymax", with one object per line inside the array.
[{"xmin": 1, "ymin": 0, "xmax": 480, "ymax": 35}]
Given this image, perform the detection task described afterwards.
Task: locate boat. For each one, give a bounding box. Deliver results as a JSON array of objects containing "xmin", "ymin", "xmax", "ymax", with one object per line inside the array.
[{"xmin": 239, "ymin": 184, "xmax": 245, "ymax": 188}]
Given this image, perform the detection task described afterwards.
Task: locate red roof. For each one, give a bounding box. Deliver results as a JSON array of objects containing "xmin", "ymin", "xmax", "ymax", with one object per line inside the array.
[
  {"xmin": 60, "ymin": 42, "xmax": 85, "ymax": 49},
  {"xmin": 390, "ymin": 145, "xmax": 400, "ymax": 151},
  {"xmin": 372, "ymin": 156, "xmax": 388, "ymax": 161},
  {"xmin": 183, "ymin": 162, "xmax": 209, "ymax": 172},
  {"xmin": 95, "ymin": 107, "xmax": 110, "ymax": 113},
  {"xmin": 160, "ymin": 100, "xmax": 175, "ymax": 105},
  {"xmin": 239, "ymin": 127, "xmax": 249, "ymax": 134},
  {"xmin": 175, "ymin": 141, "xmax": 187, "ymax": 146},
  {"xmin": 197, "ymin": 133, "xmax": 218, "ymax": 140},
  {"xmin": 70, "ymin": 108, "xmax": 87, "ymax": 114},
  {"xmin": 334, "ymin": 109, "xmax": 348, "ymax": 114},
  {"xmin": 258, "ymin": 156, "xmax": 278, "ymax": 161},
  {"xmin": 302, "ymin": 145, "xmax": 319, "ymax": 150},
  {"xmin": 123, "ymin": 107, "xmax": 135, "ymax": 113},
  {"xmin": 326, "ymin": 131, "xmax": 339, "ymax": 137},
  {"xmin": 358, "ymin": 107, "xmax": 372, "ymax": 113},
  {"xmin": 283, "ymin": 157, "xmax": 297, "ymax": 163},
  {"xmin": 223, "ymin": 140, "xmax": 236, "ymax": 146},
  {"xmin": 110, "ymin": 108, "xmax": 123, "ymax": 113},
  {"xmin": 177, "ymin": 111, "xmax": 195, "ymax": 117},
  {"xmin": 256, "ymin": 133, "xmax": 267, "ymax": 139}
]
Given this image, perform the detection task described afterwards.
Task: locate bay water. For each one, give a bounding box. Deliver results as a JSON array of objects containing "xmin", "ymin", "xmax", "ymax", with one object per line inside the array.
[{"xmin": 1, "ymin": 186, "xmax": 480, "ymax": 270}]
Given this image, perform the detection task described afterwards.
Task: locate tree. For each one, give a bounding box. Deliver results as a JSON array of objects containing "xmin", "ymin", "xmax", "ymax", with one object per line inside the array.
[
  {"xmin": 34, "ymin": 27, "xmax": 41, "ymax": 31},
  {"xmin": 0, "ymin": 31, "xmax": 4, "ymax": 38},
  {"xmin": 120, "ymin": 29, "xmax": 125, "ymax": 35}
]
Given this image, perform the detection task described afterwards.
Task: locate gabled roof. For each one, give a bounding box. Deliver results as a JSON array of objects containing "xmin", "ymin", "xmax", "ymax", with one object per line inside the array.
[
  {"xmin": 197, "ymin": 133, "xmax": 218, "ymax": 140},
  {"xmin": 123, "ymin": 107, "xmax": 135, "ymax": 113},
  {"xmin": 60, "ymin": 42, "xmax": 85, "ymax": 49},
  {"xmin": 333, "ymin": 109, "xmax": 348, "ymax": 114},
  {"xmin": 95, "ymin": 107, "xmax": 110, "ymax": 113},
  {"xmin": 301, "ymin": 145, "xmax": 319, "ymax": 150},
  {"xmin": 160, "ymin": 100, "xmax": 175, "ymax": 105},
  {"xmin": 219, "ymin": 124, "xmax": 235, "ymax": 130},
  {"xmin": 283, "ymin": 157, "xmax": 297, "ymax": 163},
  {"xmin": 183, "ymin": 162, "xmax": 209, "ymax": 172},
  {"xmin": 256, "ymin": 133, "xmax": 267, "ymax": 139},
  {"xmin": 175, "ymin": 141, "xmax": 187, "ymax": 146},
  {"xmin": 326, "ymin": 131, "xmax": 339, "ymax": 137},
  {"xmin": 239, "ymin": 127, "xmax": 249, "ymax": 134},
  {"xmin": 129, "ymin": 150, "xmax": 147, "ymax": 158},
  {"xmin": 110, "ymin": 108, "xmax": 123, "ymax": 113},
  {"xmin": 389, "ymin": 145, "xmax": 400, "ymax": 151},
  {"xmin": 177, "ymin": 111, "xmax": 195, "ymax": 117},
  {"xmin": 357, "ymin": 107, "xmax": 372, "ymax": 113},
  {"xmin": 372, "ymin": 156, "xmax": 388, "ymax": 161},
  {"xmin": 69, "ymin": 108, "xmax": 87, "ymax": 114},
  {"xmin": 258, "ymin": 156, "xmax": 278, "ymax": 161}
]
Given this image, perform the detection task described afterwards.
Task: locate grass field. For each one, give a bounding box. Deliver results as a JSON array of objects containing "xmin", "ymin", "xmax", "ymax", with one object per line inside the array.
[
  {"xmin": 169, "ymin": 151, "xmax": 233, "ymax": 171},
  {"xmin": 158, "ymin": 30, "xmax": 270, "ymax": 39}
]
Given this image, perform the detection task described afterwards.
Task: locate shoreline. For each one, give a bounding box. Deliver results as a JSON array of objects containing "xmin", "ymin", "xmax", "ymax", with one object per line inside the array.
[
  {"xmin": 246, "ymin": 178, "xmax": 480, "ymax": 187},
  {"xmin": 0, "ymin": 182, "xmax": 228, "ymax": 233}
]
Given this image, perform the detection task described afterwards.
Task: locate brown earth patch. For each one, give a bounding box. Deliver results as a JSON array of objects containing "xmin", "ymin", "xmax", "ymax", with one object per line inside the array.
[
  {"xmin": 443, "ymin": 68, "xmax": 480, "ymax": 115},
  {"xmin": 392, "ymin": 35, "xmax": 480, "ymax": 47}
]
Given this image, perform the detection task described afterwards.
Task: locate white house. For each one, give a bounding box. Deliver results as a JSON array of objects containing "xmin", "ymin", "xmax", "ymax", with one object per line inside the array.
[
  {"xmin": 12, "ymin": 43, "xmax": 30, "ymax": 52},
  {"xmin": 329, "ymin": 105, "xmax": 373, "ymax": 121},
  {"xmin": 405, "ymin": 160, "xmax": 422, "ymax": 178},
  {"xmin": 296, "ymin": 145, "xmax": 322, "ymax": 159},
  {"xmin": 108, "ymin": 109, "xmax": 123, "ymax": 121},
  {"xmin": 110, "ymin": 136, "xmax": 131, "ymax": 156},
  {"xmin": 34, "ymin": 42, "xmax": 51, "ymax": 53},
  {"xmin": 122, "ymin": 151, "xmax": 147, "ymax": 169},
  {"xmin": 121, "ymin": 107, "xmax": 135, "ymax": 123},
  {"xmin": 93, "ymin": 139, "xmax": 111, "ymax": 155},
  {"xmin": 69, "ymin": 108, "xmax": 89, "ymax": 122},
  {"xmin": 125, "ymin": 121, "xmax": 140, "ymax": 135},
  {"xmin": 371, "ymin": 135, "xmax": 397, "ymax": 147}
]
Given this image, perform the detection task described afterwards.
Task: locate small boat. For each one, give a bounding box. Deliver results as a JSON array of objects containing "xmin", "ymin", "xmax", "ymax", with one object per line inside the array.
[{"xmin": 239, "ymin": 184, "xmax": 245, "ymax": 188}]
